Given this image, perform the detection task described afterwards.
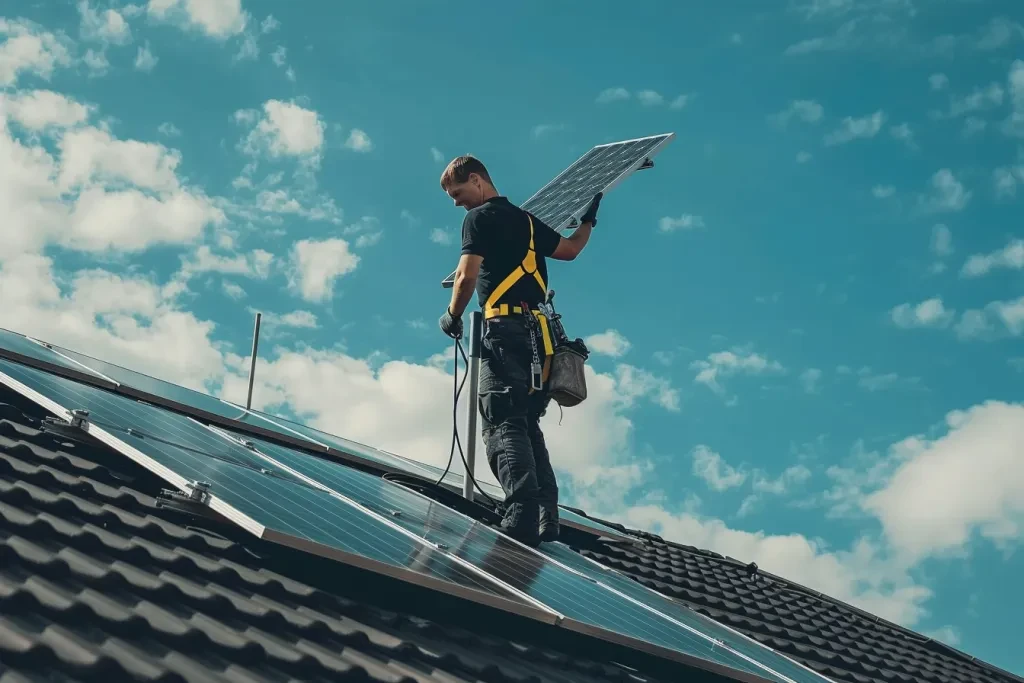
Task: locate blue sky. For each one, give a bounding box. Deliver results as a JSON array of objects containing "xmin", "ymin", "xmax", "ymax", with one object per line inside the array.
[{"xmin": 1, "ymin": 0, "xmax": 1022, "ymax": 675}]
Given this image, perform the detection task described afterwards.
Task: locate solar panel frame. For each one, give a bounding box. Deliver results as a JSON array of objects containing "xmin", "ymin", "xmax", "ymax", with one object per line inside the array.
[
  {"xmin": 0, "ymin": 359, "xmax": 560, "ymax": 625},
  {"xmin": 440, "ymin": 132, "xmax": 675, "ymax": 287}
]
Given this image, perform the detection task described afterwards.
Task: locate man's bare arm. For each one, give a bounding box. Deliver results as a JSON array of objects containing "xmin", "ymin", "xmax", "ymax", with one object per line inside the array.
[
  {"xmin": 550, "ymin": 222, "xmax": 593, "ymax": 261},
  {"xmin": 448, "ymin": 253, "xmax": 482, "ymax": 316}
]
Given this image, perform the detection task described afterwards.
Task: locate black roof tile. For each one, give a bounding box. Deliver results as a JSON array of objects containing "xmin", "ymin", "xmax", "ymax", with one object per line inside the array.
[{"xmin": 1, "ymin": 381, "xmax": 1020, "ymax": 683}]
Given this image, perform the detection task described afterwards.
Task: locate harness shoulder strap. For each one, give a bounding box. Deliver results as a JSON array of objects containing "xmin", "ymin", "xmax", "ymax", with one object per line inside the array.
[{"xmin": 484, "ymin": 212, "xmax": 547, "ymax": 312}]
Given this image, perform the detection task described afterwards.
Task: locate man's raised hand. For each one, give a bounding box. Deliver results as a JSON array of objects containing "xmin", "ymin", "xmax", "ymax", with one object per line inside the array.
[{"xmin": 580, "ymin": 192, "xmax": 603, "ymax": 227}]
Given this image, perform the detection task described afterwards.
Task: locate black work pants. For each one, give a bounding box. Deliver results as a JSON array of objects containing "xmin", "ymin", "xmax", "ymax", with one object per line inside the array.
[{"xmin": 478, "ymin": 315, "xmax": 558, "ymax": 542}]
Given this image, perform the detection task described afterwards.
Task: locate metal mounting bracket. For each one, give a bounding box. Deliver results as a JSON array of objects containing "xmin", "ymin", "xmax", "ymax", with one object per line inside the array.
[
  {"xmin": 638, "ymin": 157, "xmax": 654, "ymax": 170},
  {"xmin": 156, "ymin": 480, "xmax": 214, "ymax": 516},
  {"xmin": 40, "ymin": 409, "xmax": 91, "ymax": 440}
]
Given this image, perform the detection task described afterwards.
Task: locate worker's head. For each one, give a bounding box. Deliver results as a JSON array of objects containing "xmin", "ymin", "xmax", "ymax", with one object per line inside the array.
[{"xmin": 440, "ymin": 155, "xmax": 496, "ymax": 210}]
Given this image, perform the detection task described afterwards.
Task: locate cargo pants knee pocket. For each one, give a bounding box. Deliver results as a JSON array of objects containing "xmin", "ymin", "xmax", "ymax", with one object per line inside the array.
[{"xmin": 479, "ymin": 384, "xmax": 538, "ymax": 504}]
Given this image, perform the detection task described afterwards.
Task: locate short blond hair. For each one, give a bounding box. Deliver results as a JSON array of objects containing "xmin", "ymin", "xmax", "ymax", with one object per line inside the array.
[{"xmin": 440, "ymin": 155, "xmax": 493, "ymax": 190}]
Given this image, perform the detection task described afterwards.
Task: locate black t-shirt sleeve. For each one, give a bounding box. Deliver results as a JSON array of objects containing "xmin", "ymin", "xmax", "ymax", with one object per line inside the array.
[
  {"xmin": 529, "ymin": 212, "xmax": 562, "ymax": 257},
  {"xmin": 461, "ymin": 209, "xmax": 489, "ymax": 256}
]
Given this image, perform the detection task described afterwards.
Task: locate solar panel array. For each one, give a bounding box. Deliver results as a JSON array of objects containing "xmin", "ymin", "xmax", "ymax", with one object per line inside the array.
[
  {"xmin": 440, "ymin": 133, "xmax": 675, "ymax": 287},
  {"xmin": 0, "ymin": 354, "xmax": 837, "ymax": 683},
  {"xmin": 0, "ymin": 327, "xmax": 631, "ymax": 541}
]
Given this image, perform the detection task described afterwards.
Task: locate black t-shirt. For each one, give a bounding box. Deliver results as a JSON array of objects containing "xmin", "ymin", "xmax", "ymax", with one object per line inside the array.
[{"xmin": 461, "ymin": 196, "xmax": 561, "ymax": 309}]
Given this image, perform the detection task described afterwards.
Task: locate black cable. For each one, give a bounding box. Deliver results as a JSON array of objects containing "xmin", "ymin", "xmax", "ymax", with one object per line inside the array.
[{"xmin": 435, "ymin": 332, "xmax": 499, "ymax": 509}]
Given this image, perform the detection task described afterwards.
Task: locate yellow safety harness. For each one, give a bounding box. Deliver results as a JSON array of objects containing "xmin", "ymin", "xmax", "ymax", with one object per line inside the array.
[{"xmin": 482, "ymin": 214, "xmax": 554, "ymax": 390}]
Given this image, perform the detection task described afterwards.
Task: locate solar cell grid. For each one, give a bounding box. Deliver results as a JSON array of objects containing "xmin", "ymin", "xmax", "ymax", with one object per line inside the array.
[
  {"xmin": 0, "ymin": 328, "xmax": 117, "ymax": 388},
  {"xmin": 219, "ymin": 429, "xmax": 794, "ymax": 683},
  {"xmin": 539, "ymin": 542, "xmax": 836, "ymax": 683},
  {"xmin": 0, "ymin": 358, "xmax": 545, "ymax": 617}
]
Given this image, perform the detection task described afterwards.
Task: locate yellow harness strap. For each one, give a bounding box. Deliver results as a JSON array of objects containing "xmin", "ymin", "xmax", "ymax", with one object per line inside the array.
[
  {"xmin": 481, "ymin": 213, "xmax": 554, "ymax": 391},
  {"xmin": 483, "ymin": 214, "xmax": 546, "ymax": 318}
]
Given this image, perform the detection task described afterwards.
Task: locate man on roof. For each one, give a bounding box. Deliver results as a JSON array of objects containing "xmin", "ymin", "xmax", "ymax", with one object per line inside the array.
[{"xmin": 438, "ymin": 154, "xmax": 602, "ymax": 547}]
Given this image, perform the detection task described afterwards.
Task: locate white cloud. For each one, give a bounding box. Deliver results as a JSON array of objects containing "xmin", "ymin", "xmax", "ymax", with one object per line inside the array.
[
  {"xmin": 960, "ymin": 238, "xmax": 1024, "ymax": 277},
  {"xmin": 669, "ymin": 94, "xmax": 691, "ymax": 109},
  {"xmin": 430, "ymin": 228, "xmax": 454, "ymax": 246},
  {"xmin": 930, "ymin": 224, "xmax": 953, "ymax": 257},
  {"xmin": 612, "ymin": 365, "xmax": 680, "ymax": 412},
  {"xmin": 344, "ymin": 128, "xmax": 372, "ymax": 152},
  {"xmin": 431, "ymin": 147, "xmax": 444, "ymax": 163},
  {"xmin": 255, "ymin": 309, "xmax": 319, "ymax": 332},
  {"xmin": 237, "ymin": 99, "xmax": 325, "ymax": 160},
  {"xmin": 0, "ymin": 254, "xmax": 224, "ymax": 393},
  {"xmin": 146, "ymin": 0, "xmax": 248, "ymax": 38},
  {"xmin": 955, "ymin": 296, "xmax": 1024, "ymax": 340},
  {"xmin": 796, "ymin": 151, "xmax": 812, "ymax": 163},
  {"xmin": 658, "ymin": 214, "xmax": 705, "ymax": 233},
  {"xmin": 82, "ymin": 48, "xmax": 109, "ymax": 76},
  {"xmin": 890, "ymin": 298, "xmax": 955, "ymax": 329},
  {"xmin": 929, "ymin": 73, "xmax": 948, "ymax": 91},
  {"xmin": 890, "ymin": 123, "xmax": 914, "ymax": 147},
  {"xmin": 585, "ymin": 329, "xmax": 632, "ymax": 357},
  {"xmin": 134, "ymin": 43, "xmax": 158, "ymax": 71},
  {"xmin": 919, "ymin": 168, "xmax": 970, "ymax": 212},
  {"xmin": 1, "ymin": 93, "xmax": 225, "ymax": 260},
  {"xmin": 691, "ymin": 445, "xmax": 747, "ymax": 491},
  {"xmin": 800, "ymin": 368, "xmax": 822, "ymax": 393},
  {"xmin": 636, "ymin": 90, "xmax": 664, "ymax": 106},
  {"xmin": 994, "ymin": 164, "xmax": 1024, "ymax": 197},
  {"xmin": 855, "ymin": 367, "xmax": 921, "ymax": 393},
  {"xmin": 222, "ymin": 281, "xmax": 246, "ymax": 300},
  {"xmin": 177, "ymin": 244, "xmax": 273, "ymax": 281},
  {"xmin": 872, "ymin": 184, "xmax": 895, "ymax": 198},
  {"xmin": 596, "ymin": 87, "xmax": 630, "ymax": 104},
  {"xmin": 0, "ymin": 89, "xmax": 93, "ymax": 130},
  {"xmin": 754, "ymin": 464, "xmax": 812, "ymax": 495},
  {"xmin": 944, "ymin": 82, "xmax": 1004, "ymax": 118},
  {"xmin": 57, "ymin": 125, "xmax": 183, "ymax": 192},
  {"xmin": 691, "ymin": 348, "xmax": 785, "ymax": 396},
  {"xmin": 824, "ymin": 110, "xmax": 886, "ymax": 145},
  {"xmin": 861, "ymin": 401, "xmax": 1024, "ymax": 565},
  {"xmin": 0, "ymin": 18, "xmax": 74, "ymax": 87},
  {"xmin": 613, "ymin": 504, "xmax": 932, "ymax": 627},
  {"xmin": 594, "ymin": 87, "xmax": 691, "ymax": 110},
  {"xmin": 287, "ymin": 237, "xmax": 359, "ymax": 302},
  {"xmin": 771, "ymin": 99, "xmax": 824, "ymax": 125},
  {"xmin": 78, "ymin": 1, "xmax": 132, "ymax": 44},
  {"xmin": 158, "ymin": 121, "xmax": 181, "ymax": 137}
]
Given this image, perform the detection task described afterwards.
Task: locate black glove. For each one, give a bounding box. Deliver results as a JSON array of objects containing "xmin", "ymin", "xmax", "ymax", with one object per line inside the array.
[
  {"xmin": 580, "ymin": 192, "xmax": 603, "ymax": 226},
  {"xmin": 439, "ymin": 307, "xmax": 463, "ymax": 338}
]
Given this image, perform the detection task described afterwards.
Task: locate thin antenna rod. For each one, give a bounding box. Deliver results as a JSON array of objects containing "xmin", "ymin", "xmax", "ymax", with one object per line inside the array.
[{"xmin": 246, "ymin": 312, "xmax": 261, "ymax": 410}]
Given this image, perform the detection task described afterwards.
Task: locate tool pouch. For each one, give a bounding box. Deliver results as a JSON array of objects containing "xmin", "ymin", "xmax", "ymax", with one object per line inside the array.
[{"xmin": 547, "ymin": 338, "xmax": 589, "ymax": 407}]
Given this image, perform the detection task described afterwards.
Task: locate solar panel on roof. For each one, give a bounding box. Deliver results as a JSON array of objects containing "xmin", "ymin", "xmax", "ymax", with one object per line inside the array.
[
  {"xmin": 538, "ymin": 542, "xmax": 837, "ymax": 683},
  {"xmin": 192, "ymin": 427, "xmax": 811, "ymax": 683},
  {"xmin": 4, "ymin": 356, "xmax": 817, "ymax": 682},
  {"xmin": 0, "ymin": 358, "xmax": 551, "ymax": 621},
  {"xmin": 0, "ymin": 327, "xmax": 634, "ymax": 542},
  {"xmin": 0, "ymin": 327, "xmax": 117, "ymax": 390},
  {"xmin": 441, "ymin": 133, "xmax": 675, "ymax": 287}
]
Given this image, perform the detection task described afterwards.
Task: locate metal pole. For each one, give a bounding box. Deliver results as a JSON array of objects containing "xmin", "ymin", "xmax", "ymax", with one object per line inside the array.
[
  {"xmin": 463, "ymin": 311, "xmax": 482, "ymax": 500},
  {"xmin": 246, "ymin": 312, "xmax": 262, "ymax": 410}
]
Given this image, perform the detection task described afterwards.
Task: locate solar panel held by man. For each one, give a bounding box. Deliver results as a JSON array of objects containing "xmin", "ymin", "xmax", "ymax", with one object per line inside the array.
[{"xmin": 437, "ymin": 154, "xmax": 602, "ymax": 547}]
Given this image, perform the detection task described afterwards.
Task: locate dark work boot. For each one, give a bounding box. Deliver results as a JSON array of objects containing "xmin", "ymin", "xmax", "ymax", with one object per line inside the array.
[
  {"xmin": 538, "ymin": 504, "xmax": 559, "ymax": 543},
  {"xmin": 500, "ymin": 502, "xmax": 540, "ymax": 547}
]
